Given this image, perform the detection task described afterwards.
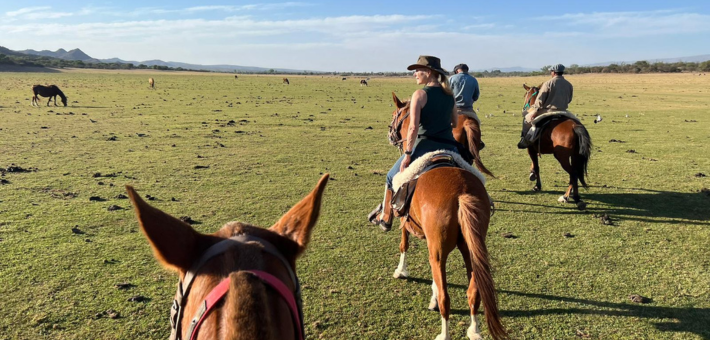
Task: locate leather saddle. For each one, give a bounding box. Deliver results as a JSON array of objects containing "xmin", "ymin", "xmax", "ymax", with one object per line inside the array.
[
  {"xmin": 528, "ymin": 115, "xmax": 570, "ymax": 144},
  {"xmin": 391, "ymin": 153, "xmax": 460, "ymax": 218}
]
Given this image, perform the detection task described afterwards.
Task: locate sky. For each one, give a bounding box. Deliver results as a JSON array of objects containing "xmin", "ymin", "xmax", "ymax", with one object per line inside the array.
[{"xmin": 1, "ymin": 0, "xmax": 710, "ymax": 72}]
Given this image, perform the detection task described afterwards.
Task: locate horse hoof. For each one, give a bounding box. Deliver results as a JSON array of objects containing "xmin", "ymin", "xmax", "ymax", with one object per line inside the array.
[
  {"xmin": 558, "ymin": 195, "xmax": 568, "ymax": 203},
  {"xmin": 577, "ymin": 201, "xmax": 587, "ymax": 210},
  {"xmin": 532, "ymin": 186, "xmax": 540, "ymax": 192},
  {"xmin": 529, "ymin": 172, "xmax": 537, "ymax": 181},
  {"xmin": 428, "ymin": 304, "xmax": 440, "ymax": 312},
  {"xmin": 393, "ymin": 270, "xmax": 408, "ymax": 279}
]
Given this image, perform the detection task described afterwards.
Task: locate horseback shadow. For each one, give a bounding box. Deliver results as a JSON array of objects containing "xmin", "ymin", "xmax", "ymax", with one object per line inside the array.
[
  {"xmin": 503, "ymin": 186, "xmax": 710, "ymax": 226},
  {"xmin": 404, "ymin": 277, "xmax": 709, "ymax": 339}
]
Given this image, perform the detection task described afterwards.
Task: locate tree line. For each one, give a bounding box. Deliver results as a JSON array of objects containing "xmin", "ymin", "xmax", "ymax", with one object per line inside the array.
[{"xmin": 2, "ymin": 52, "xmax": 709, "ymax": 76}]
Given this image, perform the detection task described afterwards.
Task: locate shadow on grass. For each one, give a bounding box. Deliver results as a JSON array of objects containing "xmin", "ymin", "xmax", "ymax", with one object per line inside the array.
[
  {"xmin": 499, "ymin": 289, "xmax": 710, "ymax": 339},
  {"xmin": 502, "ymin": 187, "xmax": 710, "ymax": 226},
  {"xmin": 404, "ymin": 277, "xmax": 710, "ymax": 338}
]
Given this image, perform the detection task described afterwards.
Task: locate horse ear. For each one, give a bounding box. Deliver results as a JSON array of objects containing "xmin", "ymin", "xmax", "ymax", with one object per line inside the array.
[
  {"xmin": 126, "ymin": 186, "xmax": 203, "ymax": 272},
  {"xmin": 269, "ymin": 174, "xmax": 329, "ymax": 257},
  {"xmin": 392, "ymin": 92, "xmax": 405, "ymax": 108},
  {"xmin": 523, "ymin": 84, "xmax": 530, "ymax": 91}
]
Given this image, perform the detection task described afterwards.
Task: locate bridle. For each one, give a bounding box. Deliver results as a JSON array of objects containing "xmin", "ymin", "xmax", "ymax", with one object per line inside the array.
[
  {"xmin": 169, "ymin": 234, "xmax": 304, "ymax": 340},
  {"xmin": 388, "ymin": 104, "xmax": 410, "ymax": 153},
  {"xmin": 522, "ymin": 87, "xmax": 539, "ymax": 112}
]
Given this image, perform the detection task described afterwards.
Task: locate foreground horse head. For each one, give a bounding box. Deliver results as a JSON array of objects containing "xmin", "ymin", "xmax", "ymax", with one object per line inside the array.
[
  {"xmin": 520, "ymin": 85, "xmax": 592, "ymax": 209},
  {"xmin": 388, "ymin": 93, "xmax": 507, "ymax": 340},
  {"xmin": 127, "ymin": 174, "xmax": 329, "ymax": 340}
]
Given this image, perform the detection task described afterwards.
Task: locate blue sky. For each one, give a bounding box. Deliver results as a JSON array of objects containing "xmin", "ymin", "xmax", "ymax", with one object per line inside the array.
[{"xmin": 1, "ymin": 0, "xmax": 709, "ymax": 71}]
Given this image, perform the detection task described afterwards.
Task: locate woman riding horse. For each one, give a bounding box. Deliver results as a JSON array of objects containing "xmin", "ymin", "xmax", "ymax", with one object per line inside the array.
[{"xmin": 368, "ymin": 55, "xmax": 459, "ymax": 231}]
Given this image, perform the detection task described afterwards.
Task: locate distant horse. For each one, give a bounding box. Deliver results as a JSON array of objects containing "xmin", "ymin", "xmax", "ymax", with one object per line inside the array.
[
  {"xmin": 234, "ymin": 75, "xmax": 238, "ymax": 79},
  {"xmin": 148, "ymin": 78, "xmax": 155, "ymax": 89},
  {"xmin": 283, "ymin": 78, "xmax": 290, "ymax": 85},
  {"xmin": 127, "ymin": 174, "xmax": 329, "ymax": 340},
  {"xmin": 342, "ymin": 77, "xmax": 347, "ymax": 81},
  {"xmin": 522, "ymin": 84, "xmax": 592, "ymax": 208},
  {"xmin": 360, "ymin": 79, "xmax": 368, "ymax": 86},
  {"xmin": 31, "ymin": 85, "xmax": 67, "ymax": 107},
  {"xmin": 387, "ymin": 94, "xmax": 507, "ymax": 340},
  {"xmin": 453, "ymin": 113, "xmax": 495, "ymax": 177}
]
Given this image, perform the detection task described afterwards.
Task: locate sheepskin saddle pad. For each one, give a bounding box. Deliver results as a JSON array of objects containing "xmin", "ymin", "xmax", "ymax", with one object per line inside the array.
[{"xmin": 390, "ymin": 150, "xmax": 486, "ymax": 217}]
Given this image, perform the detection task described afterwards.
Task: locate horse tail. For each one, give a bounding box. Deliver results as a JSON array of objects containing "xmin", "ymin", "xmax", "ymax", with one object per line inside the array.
[
  {"xmin": 572, "ymin": 123, "xmax": 592, "ymax": 187},
  {"xmin": 458, "ymin": 194, "xmax": 507, "ymax": 340},
  {"xmin": 224, "ymin": 271, "xmax": 274, "ymax": 340},
  {"xmin": 463, "ymin": 118, "xmax": 495, "ymax": 178}
]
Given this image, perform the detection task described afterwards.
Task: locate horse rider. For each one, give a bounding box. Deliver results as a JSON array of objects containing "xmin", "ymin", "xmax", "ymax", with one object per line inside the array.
[
  {"xmin": 368, "ymin": 55, "xmax": 459, "ymax": 231},
  {"xmin": 449, "ymin": 63, "xmax": 484, "ymax": 149},
  {"xmin": 518, "ymin": 64, "xmax": 573, "ymax": 149}
]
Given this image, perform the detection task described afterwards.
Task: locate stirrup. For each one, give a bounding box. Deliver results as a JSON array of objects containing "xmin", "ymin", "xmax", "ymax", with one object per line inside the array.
[
  {"xmin": 367, "ymin": 203, "xmax": 382, "ymax": 225},
  {"xmin": 378, "ymin": 220, "xmax": 392, "ymax": 232}
]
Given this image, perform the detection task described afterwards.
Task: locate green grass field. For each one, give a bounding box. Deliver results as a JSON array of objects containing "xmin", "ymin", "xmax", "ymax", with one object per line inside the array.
[{"xmin": 1, "ymin": 70, "xmax": 708, "ymax": 339}]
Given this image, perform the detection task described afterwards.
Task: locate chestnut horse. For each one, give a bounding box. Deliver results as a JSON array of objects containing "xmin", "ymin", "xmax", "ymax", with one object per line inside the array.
[
  {"xmin": 522, "ymin": 84, "xmax": 592, "ymax": 208},
  {"xmin": 127, "ymin": 174, "xmax": 329, "ymax": 340},
  {"xmin": 149, "ymin": 78, "xmax": 155, "ymax": 89},
  {"xmin": 283, "ymin": 78, "xmax": 290, "ymax": 85},
  {"xmin": 31, "ymin": 85, "xmax": 67, "ymax": 107},
  {"xmin": 389, "ymin": 93, "xmax": 506, "ymax": 340},
  {"xmin": 453, "ymin": 114, "xmax": 495, "ymax": 177}
]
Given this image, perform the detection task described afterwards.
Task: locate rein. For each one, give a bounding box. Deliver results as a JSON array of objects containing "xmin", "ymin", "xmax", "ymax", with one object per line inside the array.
[
  {"xmin": 388, "ymin": 105, "xmax": 410, "ymax": 153},
  {"xmin": 170, "ymin": 234, "xmax": 304, "ymax": 340}
]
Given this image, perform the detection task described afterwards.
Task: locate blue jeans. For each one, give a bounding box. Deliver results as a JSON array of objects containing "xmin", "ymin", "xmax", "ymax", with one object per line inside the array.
[{"xmin": 386, "ymin": 139, "xmax": 458, "ymax": 189}]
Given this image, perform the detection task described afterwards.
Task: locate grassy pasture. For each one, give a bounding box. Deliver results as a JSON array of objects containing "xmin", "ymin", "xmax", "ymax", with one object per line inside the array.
[{"xmin": 0, "ymin": 70, "xmax": 708, "ymax": 340}]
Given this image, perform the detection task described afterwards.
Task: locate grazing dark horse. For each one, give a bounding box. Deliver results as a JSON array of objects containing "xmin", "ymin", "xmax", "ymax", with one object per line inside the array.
[
  {"xmin": 282, "ymin": 78, "xmax": 290, "ymax": 85},
  {"xmin": 234, "ymin": 75, "xmax": 238, "ymax": 79},
  {"xmin": 127, "ymin": 174, "xmax": 328, "ymax": 340},
  {"xmin": 453, "ymin": 114, "xmax": 495, "ymax": 178},
  {"xmin": 31, "ymin": 85, "xmax": 67, "ymax": 107},
  {"xmin": 388, "ymin": 94, "xmax": 507, "ymax": 340},
  {"xmin": 522, "ymin": 84, "xmax": 592, "ymax": 208},
  {"xmin": 360, "ymin": 79, "xmax": 368, "ymax": 86},
  {"xmin": 342, "ymin": 77, "xmax": 347, "ymax": 81},
  {"xmin": 148, "ymin": 78, "xmax": 155, "ymax": 89}
]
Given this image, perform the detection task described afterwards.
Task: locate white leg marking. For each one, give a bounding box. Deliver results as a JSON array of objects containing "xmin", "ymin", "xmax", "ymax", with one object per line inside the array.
[
  {"xmin": 558, "ymin": 195, "xmax": 568, "ymax": 203},
  {"xmin": 467, "ymin": 314, "xmax": 482, "ymax": 340},
  {"xmin": 434, "ymin": 317, "xmax": 451, "ymax": 340},
  {"xmin": 393, "ymin": 252, "xmax": 409, "ymax": 278},
  {"xmin": 428, "ymin": 281, "xmax": 438, "ymax": 310}
]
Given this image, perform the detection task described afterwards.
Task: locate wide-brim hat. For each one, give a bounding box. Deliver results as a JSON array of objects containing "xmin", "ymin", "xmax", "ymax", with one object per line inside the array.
[{"xmin": 407, "ymin": 55, "xmax": 448, "ymax": 76}]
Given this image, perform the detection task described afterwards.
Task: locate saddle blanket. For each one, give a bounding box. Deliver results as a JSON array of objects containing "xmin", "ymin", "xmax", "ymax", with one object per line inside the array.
[
  {"xmin": 531, "ymin": 110, "xmax": 581, "ymax": 127},
  {"xmin": 392, "ymin": 150, "xmax": 486, "ymax": 191}
]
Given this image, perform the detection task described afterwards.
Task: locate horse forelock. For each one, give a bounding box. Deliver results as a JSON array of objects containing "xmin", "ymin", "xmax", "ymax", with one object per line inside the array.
[{"xmin": 179, "ymin": 222, "xmax": 301, "ymax": 340}]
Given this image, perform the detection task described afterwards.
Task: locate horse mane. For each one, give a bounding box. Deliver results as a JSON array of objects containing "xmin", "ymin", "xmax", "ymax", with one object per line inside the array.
[{"xmin": 53, "ymin": 86, "xmax": 67, "ymax": 100}]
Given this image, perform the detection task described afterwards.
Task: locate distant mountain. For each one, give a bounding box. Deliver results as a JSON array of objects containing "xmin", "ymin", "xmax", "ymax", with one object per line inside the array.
[
  {"xmin": 7, "ymin": 46, "xmax": 311, "ymax": 73},
  {"xmin": 585, "ymin": 54, "xmax": 710, "ymax": 67},
  {"xmin": 2, "ymin": 47, "xmax": 280, "ymax": 72},
  {"xmin": 20, "ymin": 48, "xmax": 99, "ymax": 62}
]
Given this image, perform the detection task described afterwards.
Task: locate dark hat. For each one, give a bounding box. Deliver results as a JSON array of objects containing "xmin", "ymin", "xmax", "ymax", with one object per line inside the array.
[
  {"xmin": 407, "ymin": 55, "xmax": 448, "ymax": 76},
  {"xmin": 453, "ymin": 63, "xmax": 469, "ymax": 73},
  {"xmin": 549, "ymin": 64, "xmax": 566, "ymax": 73}
]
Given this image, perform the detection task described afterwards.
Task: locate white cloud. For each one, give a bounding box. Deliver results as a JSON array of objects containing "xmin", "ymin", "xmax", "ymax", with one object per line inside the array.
[
  {"xmin": 537, "ymin": 9, "xmax": 710, "ymax": 37},
  {"xmin": 5, "ymin": 6, "xmax": 50, "ymax": 17}
]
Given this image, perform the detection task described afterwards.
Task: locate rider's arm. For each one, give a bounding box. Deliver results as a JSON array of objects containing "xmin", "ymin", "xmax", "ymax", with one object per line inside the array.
[
  {"xmin": 534, "ymin": 82, "xmax": 550, "ymax": 108},
  {"xmin": 472, "ymin": 79, "xmax": 480, "ymax": 103},
  {"xmin": 406, "ymin": 89, "xmax": 426, "ymax": 153}
]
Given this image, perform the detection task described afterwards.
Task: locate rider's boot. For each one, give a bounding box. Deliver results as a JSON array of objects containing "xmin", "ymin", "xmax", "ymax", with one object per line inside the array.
[
  {"xmin": 517, "ymin": 120, "xmax": 532, "ymax": 149},
  {"xmin": 368, "ymin": 186, "xmax": 394, "ymax": 232}
]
